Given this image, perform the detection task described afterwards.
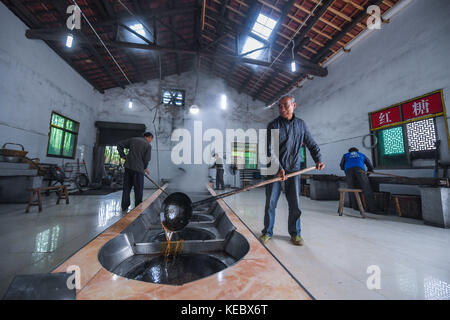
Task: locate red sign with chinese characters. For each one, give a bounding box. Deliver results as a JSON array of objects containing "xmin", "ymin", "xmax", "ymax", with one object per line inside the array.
[
  {"xmin": 371, "ymin": 106, "xmax": 402, "ymax": 129},
  {"xmin": 402, "ymin": 92, "xmax": 444, "ymax": 121}
]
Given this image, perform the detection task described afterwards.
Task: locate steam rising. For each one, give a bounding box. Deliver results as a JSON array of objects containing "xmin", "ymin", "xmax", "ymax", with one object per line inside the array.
[{"xmin": 101, "ymin": 70, "xmax": 275, "ymax": 194}]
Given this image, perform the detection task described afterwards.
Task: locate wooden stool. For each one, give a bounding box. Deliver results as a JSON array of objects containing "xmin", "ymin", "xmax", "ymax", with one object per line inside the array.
[
  {"xmin": 242, "ymin": 179, "xmax": 251, "ymax": 188},
  {"xmin": 26, "ymin": 185, "xmax": 70, "ymax": 213},
  {"xmin": 338, "ymin": 188, "xmax": 366, "ymax": 218}
]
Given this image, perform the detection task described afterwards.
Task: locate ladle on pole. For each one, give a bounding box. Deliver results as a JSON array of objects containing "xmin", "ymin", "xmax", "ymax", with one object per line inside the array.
[{"xmin": 160, "ymin": 166, "xmax": 317, "ymax": 231}]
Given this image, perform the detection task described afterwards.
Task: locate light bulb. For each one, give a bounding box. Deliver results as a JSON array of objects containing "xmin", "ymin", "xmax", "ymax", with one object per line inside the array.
[
  {"xmin": 128, "ymin": 100, "xmax": 133, "ymax": 109},
  {"xmin": 190, "ymin": 105, "xmax": 199, "ymax": 114},
  {"xmin": 291, "ymin": 61, "xmax": 296, "ymax": 72},
  {"xmin": 221, "ymin": 94, "xmax": 227, "ymax": 110},
  {"xmin": 66, "ymin": 34, "xmax": 73, "ymax": 48}
]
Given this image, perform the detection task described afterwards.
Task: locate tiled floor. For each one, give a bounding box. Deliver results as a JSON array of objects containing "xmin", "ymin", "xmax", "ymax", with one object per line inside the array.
[
  {"xmin": 222, "ymin": 189, "xmax": 450, "ymax": 300},
  {"xmin": 0, "ymin": 190, "xmax": 153, "ymax": 298},
  {"xmin": 1, "ymin": 188, "xmax": 449, "ymax": 300}
]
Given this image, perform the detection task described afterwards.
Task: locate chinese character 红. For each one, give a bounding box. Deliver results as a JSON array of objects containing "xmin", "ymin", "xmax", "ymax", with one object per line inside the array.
[{"xmin": 378, "ymin": 111, "xmax": 391, "ymax": 125}]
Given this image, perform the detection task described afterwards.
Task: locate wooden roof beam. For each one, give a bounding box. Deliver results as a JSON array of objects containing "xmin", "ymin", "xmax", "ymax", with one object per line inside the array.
[
  {"xmin": 313, "ymin": 0, "xmax": 384, "ymax": 63},
  {"xmin": 242, "ymin": 0, "xmax": 298, "ymax": 98}
]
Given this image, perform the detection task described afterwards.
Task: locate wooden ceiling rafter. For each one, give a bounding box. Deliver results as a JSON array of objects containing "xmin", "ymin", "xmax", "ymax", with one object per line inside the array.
[{"xmin": 3, "ymin": 0, "xmax": 401, "ymax": 102}]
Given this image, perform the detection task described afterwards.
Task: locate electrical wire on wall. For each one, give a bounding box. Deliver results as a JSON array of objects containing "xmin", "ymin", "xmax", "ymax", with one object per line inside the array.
[
  {"xmin": 117, "ymin": 0, "xmax": 154, "ymax": 39},
  {"xmin": 117, "ymin": 0, "xmax": 163, "ymax": 183},
  {"xmin": 71, "ymin": 0, "xmax": 164, "ymax": 183},
  {"xmin": 71, "ymin": 0, "xmax": 131, "ymax": 84}
]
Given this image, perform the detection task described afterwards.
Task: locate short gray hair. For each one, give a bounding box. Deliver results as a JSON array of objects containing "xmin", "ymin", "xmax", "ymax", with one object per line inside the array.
[{"xmin": 279, "ymin": 95, "xmax": 296, "ymax": 104}]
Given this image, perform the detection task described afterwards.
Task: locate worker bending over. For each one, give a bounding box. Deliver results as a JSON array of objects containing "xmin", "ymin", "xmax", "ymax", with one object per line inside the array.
[
  {"xmin": 340, "ymin": 147, "xmax": 378, "ymax": 213},
  {"xmin": 117, "ymin": 132, "xmax": 153, "ymax": 213}
]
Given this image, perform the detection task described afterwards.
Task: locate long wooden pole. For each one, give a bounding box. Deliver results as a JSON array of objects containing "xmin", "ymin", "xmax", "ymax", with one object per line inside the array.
[
  {"xmin": 202, "ymin": 0, "xmax": 206, "ymax": 31},
  {"xmin": 193, "ymin": 166, "xmax": 317, "ymax": 207},
  {"xmin": 144, "ymin": 174, "xmax": 169, "ymax": 195}
]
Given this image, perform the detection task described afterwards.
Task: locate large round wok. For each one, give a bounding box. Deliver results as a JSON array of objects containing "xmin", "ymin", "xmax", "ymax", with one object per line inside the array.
[{"xmin": 160, "ymin": 166, "xmax": 316, "ymax": 231}]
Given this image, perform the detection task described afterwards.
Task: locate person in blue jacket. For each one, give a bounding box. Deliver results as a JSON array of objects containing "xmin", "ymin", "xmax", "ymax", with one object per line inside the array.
[
  {"xmin": 340, "ymin": 147, "xmax": 377, "ymax": 213},
  {"xmin": 260, "ymin": 95, "xmax": 325, "ymax": 246}
]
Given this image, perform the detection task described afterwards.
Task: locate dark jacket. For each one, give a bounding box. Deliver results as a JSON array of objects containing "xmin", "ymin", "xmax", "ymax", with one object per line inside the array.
[
  {"xmin": 340, "ymin": 151, "xmax": 374, "ymax": 172},
  {"xmin": 210, "ymin": 156, "xmax": 224, "ymax": 170},
  {"xmin": 267, "ymin": 115, "xmax": 322, "ymax": 172},
  {"xmin": 117, "ymin": 137, "xmax": 151, "ymax": 173}
]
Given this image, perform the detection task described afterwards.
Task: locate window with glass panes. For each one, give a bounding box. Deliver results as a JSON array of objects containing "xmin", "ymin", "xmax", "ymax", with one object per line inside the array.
[
  {"xmin": 104, "ymin": 146, "xmax": 126, "ymax": 165},
  {"xmin": 406, "ymin": 118, "xmax": 437, "ymax": 152},
  {"xmin": 374, "ymin": 126, "xmax": 409, "ymax": 168},
  {"xmin": 300, "ymin": 145, "xmax": 307, "ymax": 169},
  {"xmin": 47, "ymin": 112, "xmax": 79, "ymax": 158},
  {"xmin": 232, "ymin": 142, "xmax": 258, "ymax": 169},
  {"xmin": 161, "ymin": 88, "xmax": 185, "ymax": 106},
  {"xmin": 370, "ymin": 90, "xmax": 446, "ymax": 169},
  {"xmin": 373, "ymin": 119, "xmax": 438, "ymax": 168}
]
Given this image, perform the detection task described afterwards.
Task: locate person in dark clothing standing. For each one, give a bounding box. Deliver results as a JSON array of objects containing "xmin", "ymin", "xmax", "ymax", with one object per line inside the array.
[
  {"xmin": 211, "ymin": 153, "xmax": 225, "ymax": 190},
  {"xmin": 260, "ymin": 95, "xmax": 325, "ymax": 246},
  {"xmin": 340, "ymin": 147, "xmax": 377, "ymax": 213},
  {"xmin": 117, "ymin": 132, "xmax": 153, "ymax": 213}
]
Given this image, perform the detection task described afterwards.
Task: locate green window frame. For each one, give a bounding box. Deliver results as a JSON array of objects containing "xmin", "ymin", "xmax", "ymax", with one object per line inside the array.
[
  {"xmin": 47, "ymin": 112, "xmax": 79, "ymax": 159},
  {"xmin": 373, "ymin": 125, "xmax": 409, "ymax": 169},
  {"xmin": 232, "ymin": 142, "xmax": 258, "ymax": 169},
  {"xmin": 300, "ymin": 145, "xmax": 307, "ymax": 169}
]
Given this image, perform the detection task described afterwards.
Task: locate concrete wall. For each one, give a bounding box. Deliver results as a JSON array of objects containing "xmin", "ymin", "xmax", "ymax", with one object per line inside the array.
[
  {"xmin": 98, "ymin": 71, "xmax": 275, "ymax": 189},
  {"xmin": 0, "ymin": 2, "xmax": 275, "ymax": 191},
  {"xmin": 0, "ymin": 2, "xmax": 101, "ymax": 177},
  {"xmin": 290, "ymin": 0, "xmax": 450, "ymax": 194}
]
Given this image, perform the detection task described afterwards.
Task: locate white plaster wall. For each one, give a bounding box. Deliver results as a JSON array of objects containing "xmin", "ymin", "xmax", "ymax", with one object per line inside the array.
[
  {"xmin": 0, "ymin": 2, "xmax": 276, "ymax": 191},
  {"xmin": 98, "ymin": 71, "xmax": 275, "ymax": 189},
  {"xmin": 289, "ymin": 0, "xmax": 450, "ymax": 194},
  {"xmin": 0, "ymin": 2, "xmax": 102, "ymax": 176}
]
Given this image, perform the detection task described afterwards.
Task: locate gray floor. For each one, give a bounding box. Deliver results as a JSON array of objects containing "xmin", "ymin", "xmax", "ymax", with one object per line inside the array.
[
  {"xmin": 223, "ymin": 189, "xmax": 450, "ymax": 300},
  {"xmin": 1, "ymin": 187, "xmax": 449, "ymax": 300},
  {"xmin": 0, "ymin": 189, "xmax": 153, "ymax": 298}
]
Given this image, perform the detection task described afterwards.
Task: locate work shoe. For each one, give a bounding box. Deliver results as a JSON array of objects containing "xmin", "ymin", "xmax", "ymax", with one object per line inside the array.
[
  {"xmin": 259, "ymin": 234, "xmax": 271, "ymax": 243},
  {"xmin": 291, "ymin": 235, "xmax": 304, "ymax": 246}
]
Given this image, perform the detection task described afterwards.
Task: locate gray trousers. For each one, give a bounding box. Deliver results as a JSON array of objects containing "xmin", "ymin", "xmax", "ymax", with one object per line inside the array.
[{"xmin": 216, "ymin": 169, "xmax": 224, "ymax": 189}]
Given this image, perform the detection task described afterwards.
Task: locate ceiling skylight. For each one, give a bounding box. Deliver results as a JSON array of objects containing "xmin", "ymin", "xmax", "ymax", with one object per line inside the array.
[
  {"xmin": 130, "ymin": 23, "xmax": 145, "ymax": 36},
  {"xmin": 241, "ymin": 36, "xmax": 265, "ymax": 59},
  {"xmin": 251, "ymin": 13, "xmax": 277, "ymax": 40}
]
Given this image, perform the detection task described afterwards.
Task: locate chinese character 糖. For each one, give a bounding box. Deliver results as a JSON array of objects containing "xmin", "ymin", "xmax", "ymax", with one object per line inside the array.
[{"xmin": 412, "ymin": 99, "xmax": 430, "ymax": 117}]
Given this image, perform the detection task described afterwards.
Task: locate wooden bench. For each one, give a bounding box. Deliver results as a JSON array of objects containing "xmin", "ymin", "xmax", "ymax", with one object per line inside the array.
[
  {"xmin": 338, "ymin": 188, "xmax": 366, "ymax": 218},
  {"xmin": 25, "ymin": 185, "xmax": 70, "ymax": 213}
]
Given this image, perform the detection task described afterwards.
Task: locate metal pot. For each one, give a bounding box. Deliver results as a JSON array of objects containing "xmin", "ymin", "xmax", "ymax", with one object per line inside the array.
[
  {"xmin": 0, "ymin": 143, "xmax": 28, "ymax": 158},
  {"xmin": 0, "ymin": 155, "xmax": 24, "ymax": 163},
  {"xmin": 160, "ymin": 192, "xmax": 193, "ymax": 232}
]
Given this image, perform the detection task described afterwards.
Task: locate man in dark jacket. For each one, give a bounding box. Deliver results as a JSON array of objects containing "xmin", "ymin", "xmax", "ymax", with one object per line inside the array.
[
  {"xmin": 260, "ymin": 95, "xmax": 325, "ymax": 246},
  {"xmin": 210, "ymin": 153, "xmax": 225, "ymax": 190},
  {"xmin": 340, "ymin": 147, "xmax": 377, "ymax": 213},
  {"xmin": 117, "ymin": 132, "xmax": 153, "ymax": 213}
]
